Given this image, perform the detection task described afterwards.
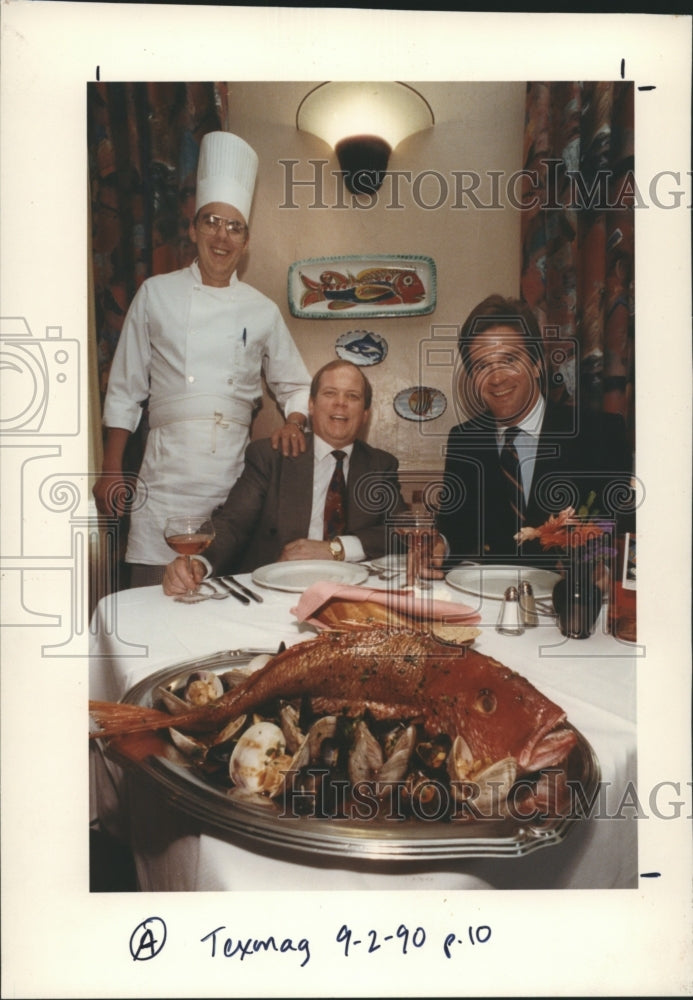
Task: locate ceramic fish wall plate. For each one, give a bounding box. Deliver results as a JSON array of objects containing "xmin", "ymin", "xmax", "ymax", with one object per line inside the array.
[
  {"xmin": 288, "ymin": 255, "xmax": 436, "ymax": 319},
  {"xmin": 335, "ymin": 329, "xmax": 388, "ymax": 366},
  {"xmin": 394, "ymin": 385, "xmax": 447, "ymax": 421}
]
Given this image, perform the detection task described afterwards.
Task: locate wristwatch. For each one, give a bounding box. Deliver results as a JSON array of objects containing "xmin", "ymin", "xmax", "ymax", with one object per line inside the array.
[{"xmin": 328, "ymin": 538, "xmax": 345, "ymax": 561}]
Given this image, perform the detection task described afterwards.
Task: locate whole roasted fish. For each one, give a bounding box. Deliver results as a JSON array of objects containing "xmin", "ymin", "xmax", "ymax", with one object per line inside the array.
[{"xmin": 90, "ymin": 628, "xmax": 577, "ymax": 789}]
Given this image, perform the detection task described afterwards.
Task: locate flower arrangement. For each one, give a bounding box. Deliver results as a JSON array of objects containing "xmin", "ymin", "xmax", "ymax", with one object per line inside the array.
[{"xmin": 514, "ymin": 492, "xmax": 614, "ymax": 561}]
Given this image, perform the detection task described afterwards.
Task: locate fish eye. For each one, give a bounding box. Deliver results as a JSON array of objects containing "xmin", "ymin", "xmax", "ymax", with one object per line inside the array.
[{"xmin": 474, "ymin": 688, "xmax": 497, "ymax": 714}]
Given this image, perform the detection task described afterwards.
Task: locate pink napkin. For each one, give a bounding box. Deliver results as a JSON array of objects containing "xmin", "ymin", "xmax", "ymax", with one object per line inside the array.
[{"xmin": 291, "ymin": 581, "xmax": 482, "ymax": 629}]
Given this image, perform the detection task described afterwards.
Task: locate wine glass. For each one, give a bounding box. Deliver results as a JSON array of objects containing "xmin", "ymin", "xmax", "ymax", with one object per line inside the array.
[{"xmin": 164, "ymin": 514, "xmax": 216, "ymax": 603}]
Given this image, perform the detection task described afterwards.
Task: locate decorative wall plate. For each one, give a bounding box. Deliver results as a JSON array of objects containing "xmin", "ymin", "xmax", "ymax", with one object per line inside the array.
[
  {"xmin": 335, "ymin": 329, "xmax": 388, "ymax": 366},
  {"xmin": 394, "ymin": 385, "xmax": 447, "ymax": 421},
  {"xmin": 288, "ymin": 255, "xmax": 436, "ymax": 319}
]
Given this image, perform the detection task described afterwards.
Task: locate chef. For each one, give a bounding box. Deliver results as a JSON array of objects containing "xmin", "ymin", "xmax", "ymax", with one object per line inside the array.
[{"xmin": 93, "ymin": 131, "xmax": 311, "ymax": 586}]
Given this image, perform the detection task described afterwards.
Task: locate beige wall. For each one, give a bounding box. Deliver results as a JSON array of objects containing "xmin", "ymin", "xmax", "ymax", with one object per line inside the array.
[{"xmin": 227, "ymin": 82, "xmax": 526, "ymax": 489}]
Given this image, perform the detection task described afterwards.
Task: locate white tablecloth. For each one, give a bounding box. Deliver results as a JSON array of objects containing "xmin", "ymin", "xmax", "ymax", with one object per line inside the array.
[{"xmin": 89, "ymin": 572, "xmax": 638, "ymax": 891}]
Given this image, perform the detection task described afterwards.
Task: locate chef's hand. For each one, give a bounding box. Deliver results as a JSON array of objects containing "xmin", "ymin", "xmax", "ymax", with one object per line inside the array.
[
  {"xmin": 93, "ymin": 428, "xmax": 133, "ymax": 517},
  {"xmin": 279, "ymin": 539, "xmax": 333, "ymax": 561},
  {"xmin": 418, "ymin": 534, "xmax": 446, "ymax": 580},
  {"xmin": 163, "ymin": 556, "xmax": 207, "ymax": 595},
  {"xmin": 93, "ymin": 470, "xmax": 129, "ymax": 517},
  {"xmin": 271, "ymin": 415, "xmax": 307, "ymax": 457}
]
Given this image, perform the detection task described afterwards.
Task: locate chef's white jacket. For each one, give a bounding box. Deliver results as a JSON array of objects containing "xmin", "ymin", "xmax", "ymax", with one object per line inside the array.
[{"xmin": 103, "ymin": 262, "xmax": 311, "ymax": 565}]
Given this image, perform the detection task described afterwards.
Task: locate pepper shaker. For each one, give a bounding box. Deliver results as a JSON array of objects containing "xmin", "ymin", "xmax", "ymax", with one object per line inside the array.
[
  {"xmin": 496, "ymin": 585, "xmax": 525, "ymax": 636},
  {"xmin": 519, "ymin": 580, "xmax": 539, "ymax": 627}
]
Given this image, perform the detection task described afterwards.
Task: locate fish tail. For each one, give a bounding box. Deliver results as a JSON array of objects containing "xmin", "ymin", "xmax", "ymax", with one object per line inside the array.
[{"xmin": 89, "ymin": 700, "xmax": 176, "ymax": 738}]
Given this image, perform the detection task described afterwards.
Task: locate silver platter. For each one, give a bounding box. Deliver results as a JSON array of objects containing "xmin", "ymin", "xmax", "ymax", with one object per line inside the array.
[{"xmin": 103, "ymin": 649, "xmax": 601, "ymax": 861}]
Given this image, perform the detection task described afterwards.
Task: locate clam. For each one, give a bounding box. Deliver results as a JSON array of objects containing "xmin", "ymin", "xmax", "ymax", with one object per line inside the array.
[
  {"xmin": 229, "ymin": 721, "xmax": 289, "ymax": 795},
  {"xmin": 211, "ymin": 713, "xmax": 247, "ymax": 746},
  {"xmin": 306, "ymin": 715, "xmax": 338, "ymax": 762},
  {"xmin": 167, "ymin": 727, "xmax": 209, "ymax": 763},
  {"xmin": 155, "ymin": 685, "xmax": 190, "ymax": 716},
  {"xmin": 348, "ymin": 720, "xmax": 383, "ymax": 785},
  {"xmin": 219, "ymin": 654, "xmax": 272, "ymax": 691},
  {"xmin": 228, "ymin": 720, "xmax": 314, "ymax": 799},
  {"xmin": 447, "ymin": 734, "xmax": 517, "ymax": 815},
  {"xmin": 279, "ymin": 703, "xmax": 305, "ymax": 754},
  {"xmin": 246, "ymin": 653, "xmax": 273, "ymax": 672},
  {"xmin": 183, "ymin": 670, "xmax": 224, "ymax": 707},
  {"xmin": 378, "ymin": 724, "xmax": 418, "ymax": 785}
]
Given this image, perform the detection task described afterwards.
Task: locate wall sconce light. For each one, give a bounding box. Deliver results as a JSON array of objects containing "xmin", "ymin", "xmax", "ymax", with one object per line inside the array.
[{"xmin": 296, "ymin": 82, "xmax": 434, "ymax": 196}]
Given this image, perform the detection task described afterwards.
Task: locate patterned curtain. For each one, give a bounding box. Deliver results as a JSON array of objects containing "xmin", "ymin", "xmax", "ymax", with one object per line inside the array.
[
  {"xmin": 520, "ymin": 81, "xmax": 635, "ymax": 446},
  {"xmin": 87, "ymin": 82, "xmax": 229, "ymax": 413}
]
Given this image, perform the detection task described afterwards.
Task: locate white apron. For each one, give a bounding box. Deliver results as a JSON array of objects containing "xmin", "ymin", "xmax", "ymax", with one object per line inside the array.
[{"xmin": 125, "ymin": 393, "xmax": 253, "ymax": 565}]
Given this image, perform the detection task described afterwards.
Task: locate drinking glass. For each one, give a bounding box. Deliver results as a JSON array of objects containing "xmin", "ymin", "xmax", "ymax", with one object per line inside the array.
[
  {"xmin": 164, "ymin": 514, "xmax": 215, "ymax": 603},
  {"xmin": 392, "ymin": 509, "xmax": 437, "ymax": 590}
]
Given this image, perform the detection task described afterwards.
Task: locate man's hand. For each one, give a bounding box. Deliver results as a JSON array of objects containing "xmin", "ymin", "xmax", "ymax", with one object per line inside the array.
[
  {"xmin": 93, "ymin": 427, "xmax": 132, "ymax": 517},
  {"xmin": 92, "ymin": 470, "xmax": 130, "ymax": 517},
  {"xmin": 271, "ymin": 414, "xmax": 307, "ymax": 457},
  {"xmin": 418, "ymin": 533, "xmax": 446, "ymax": 580},
  {"xmin": 163, "ymin": 556, "xmax": 207, "ymax": 595},
  {"xmin": 279, "ymin": 539, "xmax": 333, "ymax": 562}
]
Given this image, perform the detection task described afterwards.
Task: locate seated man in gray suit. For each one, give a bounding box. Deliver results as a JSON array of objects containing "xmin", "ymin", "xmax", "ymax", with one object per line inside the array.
[{"xmin": 163, "ymin": 359, "xmax": 405, "ymax": 595}]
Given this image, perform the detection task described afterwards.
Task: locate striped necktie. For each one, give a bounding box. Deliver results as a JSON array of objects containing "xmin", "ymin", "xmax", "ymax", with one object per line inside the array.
[
  {"xmin": 500, "ymin": 426, "xmax": 525, "ymax": 523},
  {"xmin": 323, "ymin": 450, "xmax": 347, "ymax": 540}
]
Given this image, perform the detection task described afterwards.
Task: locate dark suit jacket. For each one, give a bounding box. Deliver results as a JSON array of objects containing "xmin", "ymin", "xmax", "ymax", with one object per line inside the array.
[
  {"xmin": 436, "ymin": 401, "xmax": 633, "ymax": 567},
  {"xmin": 205, "ymin": 436, "xmax": 406, "ymax": 574}
]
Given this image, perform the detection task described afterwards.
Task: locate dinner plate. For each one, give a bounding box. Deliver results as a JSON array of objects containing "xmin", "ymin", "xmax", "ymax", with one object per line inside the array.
[
  {"xmin": 252, "ymin": 559, "xmax": 369, "ymax": 593},
  {"xmin": 446, "ymin": 564, "xmax": 561, "ymax": 601},
  {"xmin": 100, "ymin": 649, "xmax": 601, "ymax": 862},
  {"xmin": 369, "ymin": 554, "xmax": 407, "ymax": 577}
]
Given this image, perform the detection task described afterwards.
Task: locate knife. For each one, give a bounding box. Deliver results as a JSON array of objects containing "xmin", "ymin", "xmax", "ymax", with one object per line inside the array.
[
  {"xmin": 214, "ymin": 577, "xmax": 250, "ymax": 605},
  {"xmin": 223, "ymin": 575, "xmax": 264, "ymax": 603}
]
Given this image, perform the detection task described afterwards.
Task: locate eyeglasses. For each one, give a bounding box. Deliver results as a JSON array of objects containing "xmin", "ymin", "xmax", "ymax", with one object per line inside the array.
[{"xmin": 197, "ymin": 213, "xmax": 248, "ymax": 238}]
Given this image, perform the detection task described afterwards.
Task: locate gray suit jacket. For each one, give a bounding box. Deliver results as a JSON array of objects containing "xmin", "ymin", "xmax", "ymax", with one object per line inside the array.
[{"xmin": 205, "ymin": 436, "xmax": 406, "ymax": 574}]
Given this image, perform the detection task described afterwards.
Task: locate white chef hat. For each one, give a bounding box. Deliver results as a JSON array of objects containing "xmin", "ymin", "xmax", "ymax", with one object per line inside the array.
[{"xmin": 195, "ymin": 131, "xmax": 259, "ymax": 223}]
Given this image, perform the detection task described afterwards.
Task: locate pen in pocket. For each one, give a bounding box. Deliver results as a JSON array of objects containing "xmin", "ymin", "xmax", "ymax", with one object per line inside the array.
[{"xmin": 242, "ymin": 327, "xmax": 247, "ymax": 347}]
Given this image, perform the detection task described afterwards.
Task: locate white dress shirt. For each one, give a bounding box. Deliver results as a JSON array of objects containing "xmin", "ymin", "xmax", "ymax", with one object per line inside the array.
[{"xmin": 308, "ymin": 435, "xmax": 365, "ymax": 562}]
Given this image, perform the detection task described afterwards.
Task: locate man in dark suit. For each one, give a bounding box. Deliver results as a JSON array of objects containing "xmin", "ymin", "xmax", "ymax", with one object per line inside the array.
[
  {"xmin": 163, "ymin": 360, "xmax": 405, "ymax": 594},
  {"xmin": 430, "ymin": 294, "xmax": 633, "ymax": 570}
]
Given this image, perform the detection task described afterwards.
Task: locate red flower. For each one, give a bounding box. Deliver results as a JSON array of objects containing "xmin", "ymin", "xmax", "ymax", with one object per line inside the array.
[{"xmin": 514, "ymin": 507, "xmax": 609, "ymax": 552}]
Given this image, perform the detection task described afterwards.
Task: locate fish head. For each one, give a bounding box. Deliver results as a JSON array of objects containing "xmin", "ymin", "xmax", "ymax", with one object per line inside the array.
[{"xmin": 423, "ymin": 647, "xmax": 576, "ymax": 774}]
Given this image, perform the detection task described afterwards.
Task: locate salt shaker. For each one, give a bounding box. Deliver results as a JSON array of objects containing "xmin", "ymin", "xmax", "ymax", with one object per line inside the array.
[
  {"xmin": 519, "ymin": 580, "xmax": 539, "ymax": 627},
  {"xmin": 496, "ymin": 585, "xmax": 525, "ymax": 636}
]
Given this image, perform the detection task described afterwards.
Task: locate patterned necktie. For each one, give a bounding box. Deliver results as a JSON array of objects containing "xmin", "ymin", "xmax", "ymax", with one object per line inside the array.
[
  {"xmin": 323, "ymin": 450, "xmax": 347, "ymax": 540},
  {"xmin": 500, "ymin": 426, "xmax": 525, "ymax": 523}
]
